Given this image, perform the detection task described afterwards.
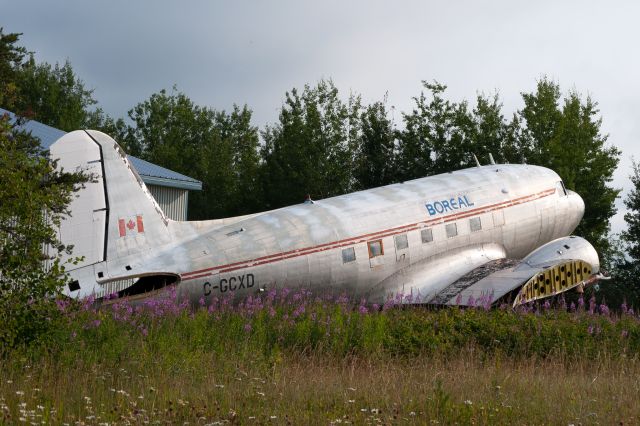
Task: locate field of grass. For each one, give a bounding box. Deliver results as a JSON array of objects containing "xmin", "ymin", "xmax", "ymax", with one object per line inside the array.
[{"xmin": 2, "ymin": 289, "xmax": 640, "ymax": 424}]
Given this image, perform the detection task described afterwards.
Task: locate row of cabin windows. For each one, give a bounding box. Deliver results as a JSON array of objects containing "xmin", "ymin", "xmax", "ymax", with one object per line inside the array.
[{"xmin": 341, "ymin": 216, "xmax": 483, "ymax": 263}]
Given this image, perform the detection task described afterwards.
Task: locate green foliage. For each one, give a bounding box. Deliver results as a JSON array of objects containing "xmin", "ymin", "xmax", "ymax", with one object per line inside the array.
[
  {"xmin": 261, "ymin": 80, "xmax": 361, "ymax": 208},
  {"xmin": 609, "ymin": 161, "xmax": 640, "ymax": 307},
  {"xmin": 518, "ymin": 78, "xmax": 620, "ymax": 256},
  {"xmin": 13, "ymin": 57, "xmax": 97, "ymax": 131},
  {"xmin": 0, "ymin": 28, "xmax": 28, "ymax": 108},
  {"xmin": 353, "ymin": 97, "xmax": 397, "ymax": 190},
  {"xmin": 126, "ymin": 87, "xmax": 262, "ymax": 219},
  {"xmin": 0, "ymin": 30, "xmax": 90, "ymax": 348},
  {"xmin": 397, "ymin": 81, "xmax": 469, "ymax": 180},
  {"xmin": 0, "ymin": 117, "xmax": 88, "ymax": 348},
  {"xmin": 622, "ymin": 161, "xmax": 640, "ymax": 262}
]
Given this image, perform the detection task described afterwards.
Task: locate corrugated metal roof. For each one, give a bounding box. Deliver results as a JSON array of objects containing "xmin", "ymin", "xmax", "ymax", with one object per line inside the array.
[{"xmin": 0, "ymin": 108, "xmax": 202, "ymax": 191}]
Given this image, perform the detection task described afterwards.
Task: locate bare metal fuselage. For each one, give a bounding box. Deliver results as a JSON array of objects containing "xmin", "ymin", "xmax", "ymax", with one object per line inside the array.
[{"xmin": 54, "ymin": 131, "xmax": 593, "ymax": 306}]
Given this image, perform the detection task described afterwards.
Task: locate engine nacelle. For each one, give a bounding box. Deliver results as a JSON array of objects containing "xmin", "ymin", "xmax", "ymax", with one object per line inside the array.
[{"xmin": 518, "ymin": 236, "xmax": 600, "ymax": 274}]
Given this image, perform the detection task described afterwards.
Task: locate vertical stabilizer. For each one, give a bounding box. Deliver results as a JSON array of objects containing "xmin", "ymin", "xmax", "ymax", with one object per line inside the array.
[{"xmin": 51, "ymin": 130, "xmax": 173, "ymax": 284}]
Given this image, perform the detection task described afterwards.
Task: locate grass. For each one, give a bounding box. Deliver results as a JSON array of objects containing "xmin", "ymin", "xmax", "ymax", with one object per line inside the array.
[{"xmin": 1, "ymin": 290, "xmax": 640, "ymax": 424}]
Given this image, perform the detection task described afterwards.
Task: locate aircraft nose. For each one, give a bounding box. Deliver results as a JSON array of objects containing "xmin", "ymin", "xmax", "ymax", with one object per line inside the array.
[{"xmin": 567, "ymin": 189, "xmax": 585, "ymax": 222}]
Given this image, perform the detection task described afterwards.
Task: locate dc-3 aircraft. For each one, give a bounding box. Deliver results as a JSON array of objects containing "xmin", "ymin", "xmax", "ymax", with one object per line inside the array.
[{"xmin": 52, "ymin": 130, "xmax": 606, "ymax": 307}]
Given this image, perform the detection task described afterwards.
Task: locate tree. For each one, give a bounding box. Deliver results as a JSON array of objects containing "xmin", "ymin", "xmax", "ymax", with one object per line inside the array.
[
  {"xmin": 0, "ymin": 111, "xmax": 88, "ymax": 348},
  {"xmin": 0, "ymin": 28, "xmax": 28, "ymax": 109},
  {"xmin": 127, "ymin": 88, "xmax": 262, "ymax": 219},
  {"xmin": 622, "ymin": 161, "xmax": 640, "ymax": 263},
  {"xmin": 221, "ymin": 105, "xmax": 263, "ymax": 215},
  {"xmin": 599, "ymin": 161, "xmax": 640, "ymax": 308},
  {"xmin": 0, "ymin": 30, "xmax": 90, "ymax": 347},
  {"xmin": 518, "ymin": 78, "xmax": 620, "ymax": 255},
  {"xmin": 261, "ymin": 80, "xmax": 360, "ymax": 208},
  {"xmin": 396, "ymin": 81, "xmax": 474, "ymax": 181},
  {"xmin": 352, "ymin": 97, "xmax": 397, "ymax": 190},
  {"xmin": 14, "ymin": 57, "xmax": 97, "ymax": 131},
  {"xmin": 471, "ymin": 93, "xmax": 520, "ymax": 164}
]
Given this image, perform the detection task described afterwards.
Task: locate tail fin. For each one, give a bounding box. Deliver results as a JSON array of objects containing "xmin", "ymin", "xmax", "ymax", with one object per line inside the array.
[{"xmin": 51, "ymin": 130, "xmax": 172, "ymax": 280}]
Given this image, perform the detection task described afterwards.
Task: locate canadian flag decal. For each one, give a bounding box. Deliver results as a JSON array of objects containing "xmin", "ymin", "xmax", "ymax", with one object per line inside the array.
[{"xmin": 118, "ymin": 215, "xmax": 144, "ymax": 237}]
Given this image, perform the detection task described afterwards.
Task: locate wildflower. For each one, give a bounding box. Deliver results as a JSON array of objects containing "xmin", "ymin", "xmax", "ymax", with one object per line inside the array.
[
  {"xmin": 243, "ymin": 323, "xmax": 252, "ymax": 333},
  {"xmin": 358, "ymin": 305, "xmax": 368, "ymax": 314},
  {"xmin": 464, "ymin": 400, "xmax": 473, "ymax": 405},
  {"xmin": 199, "ymin": 296, "xmax": 205, "ymax": 307},
  {"xmin": 15, "ymin": 391, "xmax": 24, "ymax": 396},
  {"xmin": 587, "ymin": 325, "xmax": 594, "ymax": 335},
  {"xmin": 599, "ymin": 303, "xmax": 610, "ymax": 316},
  {"xmin": 467, "ymin": 295, "xmax": 475, "ymax": 306},
  {"xmin": 292, "ymin": 305, "xmax": 305, "ymax": 318},
  {"xmin": 621, "ymin": 301, "xmax": 628, "ymax": 314},
  {"xmin": 543, "ymin": 300, "xmax": 551, "ymax": 310}
]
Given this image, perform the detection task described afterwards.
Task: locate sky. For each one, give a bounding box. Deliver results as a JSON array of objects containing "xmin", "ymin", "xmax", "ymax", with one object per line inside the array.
[{"xmin": 3, "ymin": 0, "xmax": 639, "ymax": 233}]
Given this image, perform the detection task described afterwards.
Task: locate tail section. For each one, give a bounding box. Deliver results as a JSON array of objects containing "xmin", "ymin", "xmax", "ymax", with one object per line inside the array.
[{"xmin": 50, "ymin": 130, "xmax": 173, "ymax": 296}]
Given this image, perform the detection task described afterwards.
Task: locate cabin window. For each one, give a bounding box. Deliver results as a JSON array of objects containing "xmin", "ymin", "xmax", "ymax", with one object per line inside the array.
[
  {"xmin": 395, "ymin": 234, "xmax": 409, "ymax": 250},
  {"xmin": 421, "ymin": 228, "xmax": 433, "ymax": 243},
  {"xmin": 446, "ymin": 223, "xmax": 458, "ymax": 238},
  {"xmin": 342, "ymin": 247, "xmax": 356, "ymax": 263},
  {"xmin": 368, "ymin": 240, "xmax": 384, "ymax": 258},
  {"xmin": 556, "ymin": 180, "xmax": 567, "ymax": 196},
  {"xmin": 470, "ymin": 217, "xmax": 482, "ymax": 232}
]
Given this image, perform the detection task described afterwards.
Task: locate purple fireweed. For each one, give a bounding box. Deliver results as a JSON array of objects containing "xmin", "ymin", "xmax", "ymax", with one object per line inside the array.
[{"xmin": 589, "ymin": 295, "xmax": 596, "ymax": 315}]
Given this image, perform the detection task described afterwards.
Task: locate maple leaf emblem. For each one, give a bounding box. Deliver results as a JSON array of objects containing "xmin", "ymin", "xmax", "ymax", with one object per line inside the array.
[{"xmin": 127, "ymin": 219, "xmax": 136, "ymax": 230}]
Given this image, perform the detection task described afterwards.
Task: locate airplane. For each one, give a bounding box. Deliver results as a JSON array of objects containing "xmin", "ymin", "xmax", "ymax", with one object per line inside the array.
[{"xmin": 51, "ymin": 130, "xmax": 605, "ymax": 307}]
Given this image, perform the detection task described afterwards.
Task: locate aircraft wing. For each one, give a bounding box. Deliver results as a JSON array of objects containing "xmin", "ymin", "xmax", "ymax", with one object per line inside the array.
[
  {"xmin": 431, "ymin": 257, "xmax": 597, "ymax": 307},
  {"xmin": 368, "ymin": 236, "xmax": 601, "ymax": 307}
]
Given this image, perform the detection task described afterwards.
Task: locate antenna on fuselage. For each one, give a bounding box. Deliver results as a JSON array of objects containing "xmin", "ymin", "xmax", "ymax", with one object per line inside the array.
[
  {"xmin": 472, "ymin": 154, "xmax": 481, "ymax": 168},
  {"xmin": 489, "ymin": 153, "xmax": 496, "ymax": 165}
]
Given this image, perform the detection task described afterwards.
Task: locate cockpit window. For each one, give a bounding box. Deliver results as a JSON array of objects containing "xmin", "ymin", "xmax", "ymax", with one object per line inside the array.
[{"xmin": 556, "ymin": 181, "xmax": 567, "ymax": 196}]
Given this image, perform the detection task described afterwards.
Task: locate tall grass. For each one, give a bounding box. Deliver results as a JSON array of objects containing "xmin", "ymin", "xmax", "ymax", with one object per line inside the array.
[{"xmin": 1, "ymin": 289, "xmax": 639, "ymax": 424}]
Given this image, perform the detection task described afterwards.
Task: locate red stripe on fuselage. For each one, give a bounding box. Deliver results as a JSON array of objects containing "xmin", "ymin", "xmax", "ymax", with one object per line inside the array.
[{"xmin": 180, "ymin": 188, "xmax": 556, "ymax": 281}]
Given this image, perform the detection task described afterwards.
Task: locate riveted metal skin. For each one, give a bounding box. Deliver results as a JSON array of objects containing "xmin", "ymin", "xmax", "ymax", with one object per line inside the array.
[{"xmin": 50, "ymin": 130, "xmax": 605, "ymax": 306}]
